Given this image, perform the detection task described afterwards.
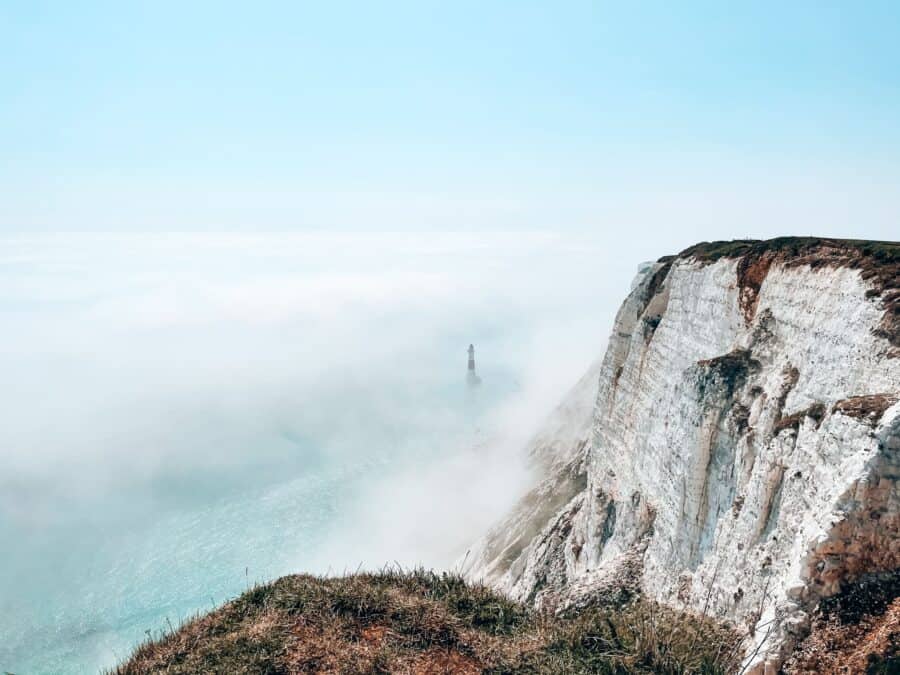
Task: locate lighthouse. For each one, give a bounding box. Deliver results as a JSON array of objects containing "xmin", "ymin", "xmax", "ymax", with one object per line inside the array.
[{"xmin": 467, "ymin": 344, "xmax": 481, "ymax": 386}]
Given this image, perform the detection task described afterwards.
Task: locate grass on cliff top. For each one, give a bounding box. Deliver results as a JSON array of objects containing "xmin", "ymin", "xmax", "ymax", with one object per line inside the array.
[
  {"xmin": 670, "ymin": 237, "xmax": 900, "ymax": 265},
  {"xmin": 113, "ymin": 569, "xmax": 744, "ymax": 675}
]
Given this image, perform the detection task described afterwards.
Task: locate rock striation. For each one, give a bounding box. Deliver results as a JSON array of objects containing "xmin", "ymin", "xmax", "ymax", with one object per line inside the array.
[{"xmin": 464, "ymin": 238, "xmax": 900, "ymax": 672}]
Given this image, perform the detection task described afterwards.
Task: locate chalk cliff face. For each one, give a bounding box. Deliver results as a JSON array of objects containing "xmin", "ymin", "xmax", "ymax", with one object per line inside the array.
[{"xmin": 465, "ymin": 239, "xmax": 900, "ymax": 671}]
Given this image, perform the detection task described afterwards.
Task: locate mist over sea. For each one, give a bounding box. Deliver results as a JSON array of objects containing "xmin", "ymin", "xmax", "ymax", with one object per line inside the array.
[{"xmin": 0, "ymin": 233, "xmax": 624, "ymax": 673}]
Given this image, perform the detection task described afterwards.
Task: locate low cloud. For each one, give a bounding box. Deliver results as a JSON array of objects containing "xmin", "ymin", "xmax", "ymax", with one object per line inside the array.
[{"xmin": 0, "ymin": 232, "xmax": 622, "ymax": 672}]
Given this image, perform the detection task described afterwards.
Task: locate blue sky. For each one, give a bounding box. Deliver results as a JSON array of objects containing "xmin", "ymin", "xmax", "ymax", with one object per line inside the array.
[{"xmin": 2, "ymin": 1, "xmax": 899, "ymax": 240}]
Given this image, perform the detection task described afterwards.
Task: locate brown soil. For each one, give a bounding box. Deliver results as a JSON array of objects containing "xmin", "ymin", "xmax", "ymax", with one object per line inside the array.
[
  {"xmin": 785, "ymin": 572, "xmax": 900, "ymax": 674},
  {"xmin": 832, "ymin": 394, "xmax": 899, "ymax": 426},
  {"xmin": 786, "ymin": 600, "xmax": 900, "ymax": 674},
  {"xmin": 773, "ymin": 402, "xmax": 827, "ymax": 434},
  {"xmin": 735, "ymin": 251, "xmax": 777, "ymax": 322},
  {"xmin": 410, "ymin": 647, "xmax": 481, "ymax": 674}
]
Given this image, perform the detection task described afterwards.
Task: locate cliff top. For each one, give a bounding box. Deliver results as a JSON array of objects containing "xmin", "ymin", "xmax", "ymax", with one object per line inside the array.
[
  {"xmin": 670, "ymin": 236, "xmax": 898, "ymax": 266},
  {"xmin": 112, "ymin": 569, "xmax": 741, "ymax": 674},
  {"xmin": 660, "ymin": 236, "xmax": 899, "ymax": 349}
]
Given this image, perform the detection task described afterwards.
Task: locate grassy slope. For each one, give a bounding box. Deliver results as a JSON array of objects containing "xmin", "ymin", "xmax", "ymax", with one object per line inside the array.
[{"xmin": 113, "ymin": 570, "xmax": 744, "ymax": 674}]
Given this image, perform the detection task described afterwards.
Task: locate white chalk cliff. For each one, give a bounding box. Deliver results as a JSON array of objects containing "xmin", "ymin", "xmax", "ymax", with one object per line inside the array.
[{"xmin": 465, "ymin": 239, "xmax": 899, "ymax": 672}]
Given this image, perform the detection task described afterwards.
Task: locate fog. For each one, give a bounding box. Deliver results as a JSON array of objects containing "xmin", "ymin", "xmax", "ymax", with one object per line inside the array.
[{"xmin": 1, "ymin": 232, "xmax": 630, "ymax": 673}]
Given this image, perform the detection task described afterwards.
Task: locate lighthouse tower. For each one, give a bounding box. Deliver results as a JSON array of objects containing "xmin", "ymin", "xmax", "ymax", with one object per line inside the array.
[{"xmin": 467, "ymin": 344, "xmax": 481, "ymax": 386}]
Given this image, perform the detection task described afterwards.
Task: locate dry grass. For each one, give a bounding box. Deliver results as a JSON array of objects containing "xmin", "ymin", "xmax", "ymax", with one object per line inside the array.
[
  {"xmin": 112, "ymin": 569, "xmax": 745, "ymax": 674},
  {"xmin": 674, "ymin": 237, "xmax": 899, "ymax": 268}
]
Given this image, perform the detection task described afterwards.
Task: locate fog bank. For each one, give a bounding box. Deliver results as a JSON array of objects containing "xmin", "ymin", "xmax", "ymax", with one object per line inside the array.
[{"xmin": 1, "ymin": 232, "xmax": 624, "ymax": 673}]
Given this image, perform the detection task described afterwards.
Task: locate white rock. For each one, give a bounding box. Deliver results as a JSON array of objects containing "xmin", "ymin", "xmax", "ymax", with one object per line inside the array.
[{"xmin": 464, "ymin": 249, "xmax": 900, "ymax": 670}]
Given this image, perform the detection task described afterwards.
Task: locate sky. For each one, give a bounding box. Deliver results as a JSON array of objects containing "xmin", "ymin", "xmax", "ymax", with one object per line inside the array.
[{"xmin": 2, "ymin": 1, "xmax": 899, "ymax": 240}]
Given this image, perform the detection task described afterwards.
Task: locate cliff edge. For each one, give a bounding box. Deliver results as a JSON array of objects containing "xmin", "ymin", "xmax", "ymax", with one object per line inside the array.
[{"xmin": 464, "ymin": 237, "xmax": 900, "ymax": 672}]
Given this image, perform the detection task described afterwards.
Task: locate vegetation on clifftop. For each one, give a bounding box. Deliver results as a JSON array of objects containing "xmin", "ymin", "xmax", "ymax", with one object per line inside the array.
[
  {"xmin": 671, "ymin": 237, "xmax": 899, "ymax": 265},
  {"xmin": 113, "ymin": 569, "xmax": 744, "ymax": 674}
]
